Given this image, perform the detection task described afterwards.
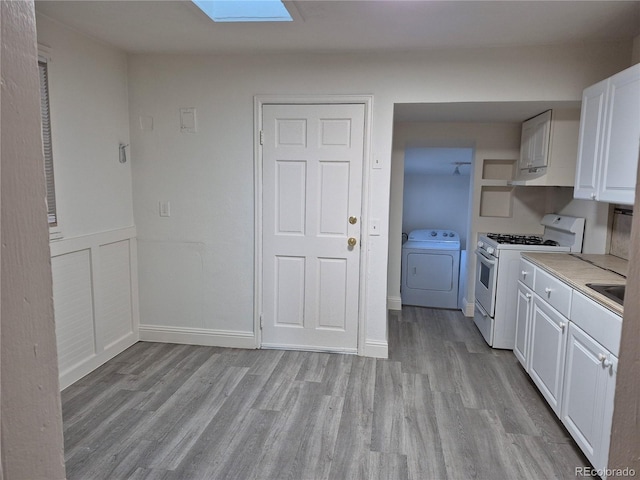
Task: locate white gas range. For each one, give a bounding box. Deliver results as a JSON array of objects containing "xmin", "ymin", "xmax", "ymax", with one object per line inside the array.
[{"xmin": 474, "ymin": 214, "xmax": 585, "ymax": 349}]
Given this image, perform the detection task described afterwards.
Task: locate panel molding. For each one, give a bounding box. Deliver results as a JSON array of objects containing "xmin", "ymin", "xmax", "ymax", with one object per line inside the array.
[
  {"xmin": 139, "ymin": 325, "xmax": 256, "ymax": 349},
  {"xmin": 51, "ymin": 226, "xmax": 140, "ymax": 390}
]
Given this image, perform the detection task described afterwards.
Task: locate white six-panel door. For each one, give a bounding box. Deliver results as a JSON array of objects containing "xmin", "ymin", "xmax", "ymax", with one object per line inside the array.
[{"xmin": 261, "ymin": 103, "xmax": 365, "ymax": 351}]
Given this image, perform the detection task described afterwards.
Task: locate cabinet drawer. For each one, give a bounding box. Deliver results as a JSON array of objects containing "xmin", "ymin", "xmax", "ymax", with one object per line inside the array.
[
  {"xmin": 519, "ymin": 258, "xmax": 535, "ymax": 289},
  {"xmin": 570, "ymin": 290, "xmax": 622, "ymax": 357},
  {"xmin": 534, "ymin": 268, "xmax": 572, "ymax": 317}
]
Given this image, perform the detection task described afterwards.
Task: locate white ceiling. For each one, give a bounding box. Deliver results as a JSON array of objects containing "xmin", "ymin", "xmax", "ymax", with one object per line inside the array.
[
  {"xmin": 35, "ymin": 1, "xmax": 640, "ymax": 55},
  {"xmin": 34, "ymin": 1, "xmax": 638, "ymax": 125}
]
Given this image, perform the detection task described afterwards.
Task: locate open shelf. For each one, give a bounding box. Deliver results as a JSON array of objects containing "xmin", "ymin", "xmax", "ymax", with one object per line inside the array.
[
  {"xmin": 482, "ymin": 159, "xmax": 516, "ymax": 181},
  {"xmin": 480, "ymin": 186, "xmax": 513, "ymax": 218}
]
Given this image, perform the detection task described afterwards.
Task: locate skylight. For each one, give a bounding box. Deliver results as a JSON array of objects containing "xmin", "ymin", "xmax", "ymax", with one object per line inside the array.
[{"xmin": 192, "ymin": 0, "xmax": 293, "ymax": 23}]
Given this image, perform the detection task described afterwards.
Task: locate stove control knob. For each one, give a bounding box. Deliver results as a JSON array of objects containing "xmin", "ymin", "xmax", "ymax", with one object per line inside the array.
[
  {"xmin": 431, "ymin": 231, "xmax": 437, "ymax": 236},
  {"xmin": 477, "ymin": 241, "xmax": 484, "ymax": 248},
  {"xmin": 487, "ymin": 247, "xmax": 495, "ymax": 255},
  {"xmin": 443, "ymin": 232, "xmax": 448, "ymax": 237}
]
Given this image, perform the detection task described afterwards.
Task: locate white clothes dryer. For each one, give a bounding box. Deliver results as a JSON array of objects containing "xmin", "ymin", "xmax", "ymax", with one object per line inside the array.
[{"xmin": 401, "ymin": 229, "xmax": 460, "ymax": 309}]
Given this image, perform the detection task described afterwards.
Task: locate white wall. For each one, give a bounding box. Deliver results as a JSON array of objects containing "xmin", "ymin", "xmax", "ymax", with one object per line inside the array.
[
  {"xmin": 35, "ymin": 16, "xmax": 139, "ymax": 384},
  {"xmin": 36, "ymin": 14, "xmax": 134, "ymax": 239},
  {"xmin": 402, "ymin": 173, "xmax": 471, "ymax": 245},
  {"xmin": 128, "ymin": 42, "xmax": 631, "ymax": 353},
  {"xmin": 546, "ymin": 187, "xmax": 611, "ymax": 254}
]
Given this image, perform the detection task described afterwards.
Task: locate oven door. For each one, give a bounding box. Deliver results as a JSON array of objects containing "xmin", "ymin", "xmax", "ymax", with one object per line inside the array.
[{"xmin": 474, "ymin": 248, "xmax": 498, "ymax": 317}]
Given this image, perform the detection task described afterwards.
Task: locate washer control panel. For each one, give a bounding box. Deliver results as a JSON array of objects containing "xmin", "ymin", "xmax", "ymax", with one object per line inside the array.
[{"xmin": 409, "ymin": 229, "xmax": 460, "ymax": 242}]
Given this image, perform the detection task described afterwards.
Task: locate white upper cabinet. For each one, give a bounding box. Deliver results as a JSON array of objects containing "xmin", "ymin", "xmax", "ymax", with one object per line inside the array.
[
  {"xmin": 519, "ymin": 110, "xmax": 551, "ymax": 171},
  {"xmin": 512, "ymin": 109, "xmax": 580, "ymax": 186},
  {"xmin": 574, "ymin": 63, "xmax": 640, "ymax": 205},
  {"xmin": 574, "ymin": 81, "xmax": 608, "ymax": 199}
]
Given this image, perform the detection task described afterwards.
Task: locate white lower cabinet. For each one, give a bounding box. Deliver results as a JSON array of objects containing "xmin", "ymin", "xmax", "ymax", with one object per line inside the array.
[
  {"xmin": 514, "ymin": 281, "xmax": 533, "ymax": 369},
  {"xmin": 562, "ymin": 322, "xmax": 617, "ymax": 473},
  {"xmin": 529, "ymin": 296, "xmax": 568, "ymax": 415},
  {"xmin": 516, "ymin": 257, "xmax": 622, "ymax": 477}
]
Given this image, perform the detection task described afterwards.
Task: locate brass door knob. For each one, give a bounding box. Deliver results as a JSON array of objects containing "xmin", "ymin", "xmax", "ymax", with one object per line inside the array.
[
  {"xmin": 348, "ymin": 237, "xmax": 357, "ymax": 247},
  {"xmin": 349, "ymin": 216, "xmax": 358, "ymax": 225}
]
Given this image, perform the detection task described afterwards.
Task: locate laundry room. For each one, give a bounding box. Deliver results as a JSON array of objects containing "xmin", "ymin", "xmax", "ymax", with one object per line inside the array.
[{"xmin": 401, "ymin": 146, "xmax": 473, "ymax": 310}]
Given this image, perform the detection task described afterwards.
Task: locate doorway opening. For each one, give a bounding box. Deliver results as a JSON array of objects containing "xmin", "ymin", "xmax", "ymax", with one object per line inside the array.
[{"xmin": 401, "ymin": 147, "xmax": 473, "ymax": 311}]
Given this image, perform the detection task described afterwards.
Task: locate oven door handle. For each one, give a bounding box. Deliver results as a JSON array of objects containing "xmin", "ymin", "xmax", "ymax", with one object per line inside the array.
[{"xmin": 475, "ymin": 249, "xmax": 497, "ymax": 265}]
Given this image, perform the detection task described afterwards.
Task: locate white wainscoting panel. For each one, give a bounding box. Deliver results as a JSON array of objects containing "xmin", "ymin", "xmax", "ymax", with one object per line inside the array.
[
  {"xmin": 51, "ymin": 227, "xmax": 139, "ymax": 389},
  {"xmin": 51, "ymin": 249, "xmax": 96, "ymax": 373}
]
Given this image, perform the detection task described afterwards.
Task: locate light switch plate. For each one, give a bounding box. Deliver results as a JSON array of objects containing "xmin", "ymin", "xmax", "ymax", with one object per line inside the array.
[
  {"xmin": 180, "ymin": 108, "xmax": 197, "ymax": 133},
  {"xmin": 159, "ymin": 201, "xmax": 171, "ymax": 217}
]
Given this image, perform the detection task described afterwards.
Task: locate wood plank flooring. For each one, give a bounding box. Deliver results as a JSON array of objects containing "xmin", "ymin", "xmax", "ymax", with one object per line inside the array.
[{"xmin": 62, "ymin": 307, "xmax": 588, "ymax": 479}]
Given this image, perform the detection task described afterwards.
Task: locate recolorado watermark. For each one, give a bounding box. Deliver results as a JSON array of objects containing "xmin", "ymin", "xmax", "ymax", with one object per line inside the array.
[{"xmin": 576, "ymin": 466, "xmax": 636, "ymax": 477}]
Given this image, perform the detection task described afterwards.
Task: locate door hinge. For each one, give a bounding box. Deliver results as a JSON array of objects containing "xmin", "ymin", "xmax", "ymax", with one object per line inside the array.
[
  {"xmin": 259, "ymin": 130, "xmax": 264, "ymax": 145},
  {"xmin": 260, "ymin": 315, "xmax": 263, "ymax": 330}
]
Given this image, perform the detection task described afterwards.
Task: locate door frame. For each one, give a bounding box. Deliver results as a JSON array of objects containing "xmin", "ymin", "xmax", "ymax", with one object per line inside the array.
[{"xmin": 254, "ymin": 95, "xmax": 373, "ymax": 355}]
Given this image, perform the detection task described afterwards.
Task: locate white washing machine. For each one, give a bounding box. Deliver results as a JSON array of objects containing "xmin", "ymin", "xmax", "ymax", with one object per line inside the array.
[{"xmin": 401, "ymin": 229, "xmax": 460, "ymax": 309}]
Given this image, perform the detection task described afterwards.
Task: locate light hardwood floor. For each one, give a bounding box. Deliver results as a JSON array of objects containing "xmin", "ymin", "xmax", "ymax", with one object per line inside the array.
[{"xmin": 62, "ymin": 307, "xmax": 588, "ymax": 479}]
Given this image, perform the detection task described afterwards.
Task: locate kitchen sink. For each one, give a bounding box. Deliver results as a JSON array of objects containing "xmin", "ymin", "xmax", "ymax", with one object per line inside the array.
[{"xmin": 586, "ymin": 283, "xmax": 625, "ymax": 306}]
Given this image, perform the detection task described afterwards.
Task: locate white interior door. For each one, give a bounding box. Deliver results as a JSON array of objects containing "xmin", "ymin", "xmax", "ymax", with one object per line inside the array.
[{"xmin": 261, "ymin": 103, "xmax": 365, "ymax": 352}]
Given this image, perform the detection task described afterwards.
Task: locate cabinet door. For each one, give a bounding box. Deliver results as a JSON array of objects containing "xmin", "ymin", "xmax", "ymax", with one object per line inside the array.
[
  {"xmin": 520, "ymin": 111, "xmax": 551, "ymax": 171},
  {"xmin": 529, "ymin": 296, "xmax": 567, "ymax": 415},
  {"xmin": 599, "ymin": 63, "xmax": 640, "ymax": 205},
  {"xmin": 514, "ymin": 281, "xmax": 533, "ymax": 370},
  {"xmin": 519, "ymin": 121, "xmax": 535, "ymax": 170},
  {"xmin": 574, "ymin": 80, "xmax": 608, "ymax": 200},
  {"xmin": 530, "ymin": 110, "xmax": 552, "ymax": 169},
  {"xmin": 561, "ymin": 323, "xmax": 617, "ymax": 472}
]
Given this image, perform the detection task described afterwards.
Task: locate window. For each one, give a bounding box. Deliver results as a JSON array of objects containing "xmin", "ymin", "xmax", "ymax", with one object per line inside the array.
[{"xmin": 38, "ymin": 54, "xmax": 58, "ymax": 228}]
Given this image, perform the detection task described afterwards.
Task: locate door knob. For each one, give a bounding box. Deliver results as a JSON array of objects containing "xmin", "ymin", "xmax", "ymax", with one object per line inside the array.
[
  {"xmin": 348, "ymin": 237, "xmax": 357, "ymax": 247},
  {"xmin": 349, "ymin": 216, "xmax": 358, "ymax": 225}
]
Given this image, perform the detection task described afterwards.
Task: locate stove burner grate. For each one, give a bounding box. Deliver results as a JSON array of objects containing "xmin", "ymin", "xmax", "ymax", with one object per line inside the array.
[{"xmin": 486, "ymin": 233, "xmax": 559, "ymax": 246}]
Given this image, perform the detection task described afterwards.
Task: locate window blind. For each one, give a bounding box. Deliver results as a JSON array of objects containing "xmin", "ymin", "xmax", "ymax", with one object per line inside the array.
[{"xmin": 39, "ymin": 59, "xmax": 57, "ymax": 226}]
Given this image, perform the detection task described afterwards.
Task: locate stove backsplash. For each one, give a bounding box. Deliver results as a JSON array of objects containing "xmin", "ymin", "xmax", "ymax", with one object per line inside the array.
[{"xmin": 610, "ymin": 207, "xmax": 633, "ymax": 260}]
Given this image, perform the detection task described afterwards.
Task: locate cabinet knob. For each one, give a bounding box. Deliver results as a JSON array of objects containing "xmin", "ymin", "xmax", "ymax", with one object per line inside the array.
[
  {"xmin": 544, "ymin": 287, "xmax": 552, "ymax": 295},
  {"xmin": 598, "ymin": 353, "xmax": 612, "ymax": 368},
  {"xmin": 559, "ymin": 322, "xmax": 566, "ymax": 331},
  {"xmin": 525, "ymin": 293, "xmax": 532, "ymax": 300},
  {"xmin": 521, "ymin": 270, "xmax": 528, "ymax": 278},
  {"xmin": 590, "ymin": 193, "xmax": 597, "ymax": 200}
]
